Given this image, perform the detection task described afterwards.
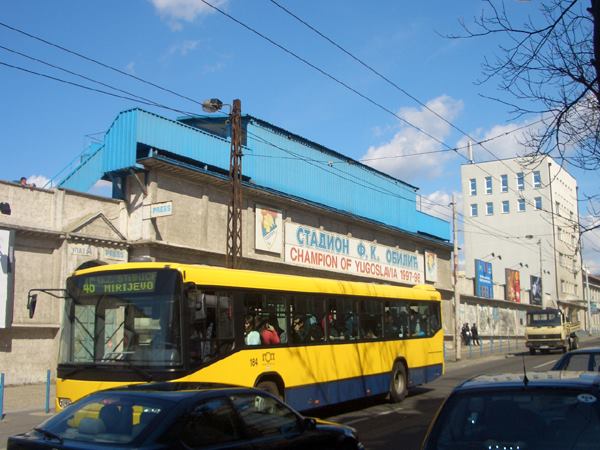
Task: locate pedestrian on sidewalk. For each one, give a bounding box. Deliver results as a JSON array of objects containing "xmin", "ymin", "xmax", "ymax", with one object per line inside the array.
[
  {"xmin": 461, "ymin": 323, "xmax": 471, "ymax": 346},
  {"xmin": 471, "ymin": 323, "xmax": 480, "ymax": 346}
]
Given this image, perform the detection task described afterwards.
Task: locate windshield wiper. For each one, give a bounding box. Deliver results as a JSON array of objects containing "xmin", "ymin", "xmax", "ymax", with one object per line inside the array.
[
  {"xmin": 102, "ymin": 355, "xmax": 154, "ymax": 382},
  {"xmin": 60, "ymin": 363, "xmax": 97, "ymax": 379},
  {"xmin": 34, "ymin": 427, "xmax": 64, "ymax": 444}
]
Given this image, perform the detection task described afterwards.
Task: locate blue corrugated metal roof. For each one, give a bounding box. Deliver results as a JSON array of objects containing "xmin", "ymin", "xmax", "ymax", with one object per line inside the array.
[{"xmin": 59, "ymin": 108, "xmax": 450, "ymax": 242}]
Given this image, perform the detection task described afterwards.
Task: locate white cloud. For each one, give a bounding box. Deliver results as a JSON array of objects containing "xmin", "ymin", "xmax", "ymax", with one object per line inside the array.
[
  {"xmin": 167, "ymin": 40, "xmax": 200, "ymax": 56},
  {"xmin": 361, "ymin": 95, "xmax": 463, "ymax": 183},
  {"xmin": 150, "ymin": 0, "xmax": 227, "ymax": 30},
  {"xmin": 418, "ymin": 190, "xmax": 457, "ymax": 222},
  {"xmin": 125, "ymin": 61, "xmax": 136, "ymax": 74},
  {"xmin": 27, "ymin": 175, "xmax": 51, "ymax": 189},
  {"xmin": 458, "ymin": 118, "xmax": 543, "ymax": 162},
  {"xmin": 88, "ymin": 179, "xmax": 113, "ymax": 197}
]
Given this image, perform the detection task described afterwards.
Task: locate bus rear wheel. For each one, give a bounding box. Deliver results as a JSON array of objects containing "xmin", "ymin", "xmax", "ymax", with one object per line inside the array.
[
  {"xmin": 389, "ymin": 363, "xmax": 408, "ymax": 403},
  {"xmin": 256, "ymin": 380, "xmax": 282, "ymax": 400}
]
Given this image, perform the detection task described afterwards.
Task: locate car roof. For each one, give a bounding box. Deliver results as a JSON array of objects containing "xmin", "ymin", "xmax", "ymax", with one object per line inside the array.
[
  {"xmin": 560, "ymin": 347, "xmax": 600, "ymax": 355},
  {"xmin": 455, "ymin": 371, "xmax": 600, "ymax": 391},
  {"xmin": 91, "ymin": 382, "xmax": 260, "ymax": 403}
]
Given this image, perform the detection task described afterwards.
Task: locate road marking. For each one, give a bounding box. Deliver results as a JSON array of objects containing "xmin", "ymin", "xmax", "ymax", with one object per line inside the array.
[
  {"xmin": 344, "ymin": 408, "xmax": 403, "ymax": 425},
  {"xmin": 533, "ymin": 360, "xmax": 557, "ymax": 369}
]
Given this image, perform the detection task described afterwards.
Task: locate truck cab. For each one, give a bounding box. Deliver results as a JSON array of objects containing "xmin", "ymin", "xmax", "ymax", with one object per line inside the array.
[{"xmin": 525, "ymin": 308, "xmax": 580, "ymax": 354}]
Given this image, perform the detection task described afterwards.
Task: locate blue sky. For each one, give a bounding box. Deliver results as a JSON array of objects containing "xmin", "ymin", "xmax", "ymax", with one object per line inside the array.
[{"xmin": 1, "ymin": 0, "xmax": 598, "ymax": 271}]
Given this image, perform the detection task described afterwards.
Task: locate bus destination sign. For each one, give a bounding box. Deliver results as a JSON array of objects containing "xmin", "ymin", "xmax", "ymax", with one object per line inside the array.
[{"xmin": 79, "ymin": 272, "xmax": 157, "ymax": 295}]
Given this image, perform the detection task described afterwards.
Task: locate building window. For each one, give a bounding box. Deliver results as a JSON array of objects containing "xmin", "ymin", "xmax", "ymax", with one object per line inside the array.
[
  {"xmin": 469, "ymin": 178, "xmax": 477, "ymax": 196},
  {"xmin": 535, "ymin": 197, "xmax": 542, "ymax": 210},
  {"xmin": 502, "ymin": 200, "xmax": 509, "ymax": 214},
  {"xmin": 517, "ymin": 172, "xmax": 525, "ymax": 191},
  {"xmin": 501, "ymin": 174, "xmax": 508, "ymax": 193},
  {"xmin": 486, "ymin": 202, "xmax": 494, "ymax": 215},
  {"xmin": 533, "ymin": 170, "xmax": 541, "ymax": 188},
  {"xmin": 470, "ymin": 204, "xmax": 478, "ymax": 217},
  {"xmin": 518, "ymin": 198, "xmax": 526, "ymax": 212},
  {"xmin": 555, "ymin": 201, "xmax": 560, "ymax": 216},
  {"xmin": 485, "ymin": 176, "xmax": 492, "ymax": 194}
]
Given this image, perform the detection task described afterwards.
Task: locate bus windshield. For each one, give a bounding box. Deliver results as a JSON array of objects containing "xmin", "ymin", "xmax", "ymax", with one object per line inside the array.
[
  {"xmin": 60, "ymin": 269, "xmax": 182, "ymax": 367},
  {"xmin": 527, "ymin": 311, "xmax": 562, "ymax": 327}
]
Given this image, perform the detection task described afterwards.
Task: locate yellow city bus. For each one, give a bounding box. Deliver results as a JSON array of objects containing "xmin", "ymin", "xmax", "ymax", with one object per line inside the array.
[{"xmin": 39, "ymin": 262, "xmax": 444, "ymax": 411}]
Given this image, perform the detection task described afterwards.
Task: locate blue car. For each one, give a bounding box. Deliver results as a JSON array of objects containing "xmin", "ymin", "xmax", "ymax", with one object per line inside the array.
[
  {"xmin": 8, "ymin": 382, "xmax": 364, "ymax": 450},
  {"xmin": 421, "ymin": 371, "xmax": 600, "ymax": 449}
]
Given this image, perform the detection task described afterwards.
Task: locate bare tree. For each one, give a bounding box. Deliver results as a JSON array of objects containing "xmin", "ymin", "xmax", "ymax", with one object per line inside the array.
[{"xmin": 453, "ymin": 0, "xmax": 600, "ymax": 171}]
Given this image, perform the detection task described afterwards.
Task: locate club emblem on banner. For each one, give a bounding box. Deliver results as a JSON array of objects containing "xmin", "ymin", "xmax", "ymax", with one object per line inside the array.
[{"xmin": 255, "ymin": 205, "xmax": 283, "ymax": 254}]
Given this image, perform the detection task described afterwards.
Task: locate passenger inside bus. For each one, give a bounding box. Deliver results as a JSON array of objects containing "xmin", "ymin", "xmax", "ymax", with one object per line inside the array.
[
  {"xmin": 244, "ymin": 315, "xmax": 261, "ymax": 346},
  {"xmin": 291, "ymin": 316, "xmax": 322, "ymax": 343},
  {"xmin": 258, "ymin": 318, "xmax": 280, "ymax": 345}
]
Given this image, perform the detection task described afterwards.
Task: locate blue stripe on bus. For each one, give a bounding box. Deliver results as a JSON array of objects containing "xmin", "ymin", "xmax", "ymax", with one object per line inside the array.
[{"xmin": 284, "ymin": 363, "xmax": 443, "ymax": 410}]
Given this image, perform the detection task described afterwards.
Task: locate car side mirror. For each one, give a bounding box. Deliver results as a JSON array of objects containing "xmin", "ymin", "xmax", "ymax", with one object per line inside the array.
[
  {"xmin": 303, "ymin": 417, "xmax": 317, "ymax": 431},
  {"xmin": 27, "ymin": 294, "xmax": 38, "ymax": 318}
]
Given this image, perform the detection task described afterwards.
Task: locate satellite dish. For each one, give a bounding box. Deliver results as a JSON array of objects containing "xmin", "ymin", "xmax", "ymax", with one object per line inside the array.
[{"xmin": 201, "ymin": 98, "xmax": 224, "ymax": 113}]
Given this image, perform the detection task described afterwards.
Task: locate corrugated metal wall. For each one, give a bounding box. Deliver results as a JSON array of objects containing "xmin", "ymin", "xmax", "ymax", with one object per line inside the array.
[
  {"xmin": 60, "ymin": 108, "xmax": 449, "ymax": 241},
  {"xmin": 244, "ymin": 122, "xmax": 421, "ymax": 235},
  {"xmin": 59, "ymin": 143, "xmax": 104, "ymax": 192}
]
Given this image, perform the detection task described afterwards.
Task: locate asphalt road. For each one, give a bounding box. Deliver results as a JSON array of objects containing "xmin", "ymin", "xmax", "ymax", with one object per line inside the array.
[
  {"xmin": 324, "ymin": 337, "xmax": 600, "ymax": 450},
  {"xmin": 2, "ymin": 339, "xmax": 599, "ymax": 450}
]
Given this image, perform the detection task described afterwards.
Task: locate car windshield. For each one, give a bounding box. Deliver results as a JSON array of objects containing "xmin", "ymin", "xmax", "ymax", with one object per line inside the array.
[
  {"xmin": 34, "ymin": 393, "xmax": 173, "ymax": 444},
  {"xmin": 527, "ymin": 312, "xmax": 561, "ymax": 327},
  {"xmin": 428, "ymin": 388, "xmax": 600, "ymax": 450}
]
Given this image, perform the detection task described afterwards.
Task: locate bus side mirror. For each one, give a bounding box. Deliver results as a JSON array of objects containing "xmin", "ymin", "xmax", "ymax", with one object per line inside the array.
[{"xmin": 27, "ymin": 294, "xmax": 38, "ymax": 318}]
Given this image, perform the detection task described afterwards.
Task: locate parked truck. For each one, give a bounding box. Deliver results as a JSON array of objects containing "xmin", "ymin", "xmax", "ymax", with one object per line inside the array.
[{"xmin": 526, "ymin": 308, "xmax": 580, "ymax": 354}]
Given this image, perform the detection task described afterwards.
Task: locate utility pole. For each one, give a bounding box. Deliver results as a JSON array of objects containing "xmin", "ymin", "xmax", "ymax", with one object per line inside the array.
[
  {"xmin": 585, "ymin": 266, "xmax": 592, "ymax": 333},
  {"xmin": 538, "ymin": 239, "xmax": 543, "ymax": 307},
  {"xmin": 227, "ymin": 99, "xmax": 243, "ymax": 269},
  {"xmin": 452, "ymin": 195, "xmax": 461, "ymax": 360}
]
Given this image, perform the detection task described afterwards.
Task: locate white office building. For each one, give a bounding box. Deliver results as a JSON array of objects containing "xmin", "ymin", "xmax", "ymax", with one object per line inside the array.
[{"xmin": 461, "ymin": 155, "xmax": 582, "ymax": 308}]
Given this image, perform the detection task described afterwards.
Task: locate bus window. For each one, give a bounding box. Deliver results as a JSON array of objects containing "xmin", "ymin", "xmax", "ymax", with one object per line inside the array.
[
  {"xmin": 397, "ymin": 304, "xmax": 410, "ymax": 338},
  {"xmin": 242, "ymin": 292, "xmax": 288, "ymax": 346},
  {"xmin": 428, "ymin": 303, "xmax": 441, "ymax": 334},
  {"xmin": 290, "ymin": 295, "xmax": 323, "ymax": 343},
  {"xmin": 383, "ymin": 303, "xmax": 403, "ymax": 338},
  {"xmin": 409, "ymin": 303, "xmax": 429, "ymax": 337},
  {"xmin": 322, "ymin": 298, "xmax": 343, "ymax": 341},
  {"xmin": 215, "ymin": 293, "xmax": 234, "ymax": 353},
  {"xmin": 337, "ymin": 298, "xmax": 357, "ymax": 340},
  {"xmin": 189, "ymin": 291, "xmax": 234, "ymax": 364},
  {"xmin": 261, "ymin": 294, "xmax": 288, "ymax": 344},
  {"xmin": 358, "ymin": 298, "xmax": 381, "ymax": 339}
]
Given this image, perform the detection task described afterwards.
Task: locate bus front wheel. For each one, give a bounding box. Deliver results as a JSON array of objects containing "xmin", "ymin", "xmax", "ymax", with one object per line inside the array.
[
  {"xmin": 389, "ymin": 363, "xmax": 408, "ymax": 403},
  {"xmin": 256, "ymin": 380, "xmax": 282, "ymax": 400}
]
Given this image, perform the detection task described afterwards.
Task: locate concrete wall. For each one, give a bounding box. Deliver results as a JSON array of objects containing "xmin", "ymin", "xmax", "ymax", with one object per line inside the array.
[
  {"xmin": 0, "ymin": 180, "xmax": 127, "ymax": 384},
  {"xmin": 0, "ymin": 162, "xmax": 452, "ymax": 385}
]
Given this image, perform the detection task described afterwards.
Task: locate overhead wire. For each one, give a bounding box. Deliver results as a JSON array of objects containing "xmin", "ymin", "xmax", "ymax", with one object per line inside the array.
[
  {"xmin": 1, "ymin": 18, "xmax": 555, "ymax": 225},
  {"xmin": 0, "ymin": 18, "xmax": 582, "ymax": 254},
  {"xmin": 262, "ymin": 0, "xmax": 582, "ymax": 231}
]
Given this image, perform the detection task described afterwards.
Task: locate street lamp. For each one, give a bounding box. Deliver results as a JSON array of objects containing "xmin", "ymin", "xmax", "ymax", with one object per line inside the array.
[
  {"xmin": 202, "ymin": 97, "xmax": 243, "ymax": 269},
  {"xmin": 201, "ymin": 98, "xmax": 224, "ymax": 113},
  {"xmin": 482, "ymin": 252, "xmax": 502, "ymax": 261}
]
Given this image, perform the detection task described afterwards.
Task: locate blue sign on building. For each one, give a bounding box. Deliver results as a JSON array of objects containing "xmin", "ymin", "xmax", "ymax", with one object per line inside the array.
[{"xmin": 474, "ymin": 259, "xmax": 493, "ymax": 299}]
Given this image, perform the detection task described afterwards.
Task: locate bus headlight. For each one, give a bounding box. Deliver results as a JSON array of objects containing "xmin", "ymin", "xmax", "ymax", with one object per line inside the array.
[{"xmin": 58, "ymin": 397, "xmax": 72, "ymax": 408}]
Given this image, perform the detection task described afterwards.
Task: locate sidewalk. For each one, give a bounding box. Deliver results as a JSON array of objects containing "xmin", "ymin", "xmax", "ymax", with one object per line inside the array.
[
  {"xmin": 445, "ymin": 337, "xmax": 528, "ymax": 364},
  {"xmin": 1, "ymin": 383, "xmax": 55, "ymax": 415}
]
